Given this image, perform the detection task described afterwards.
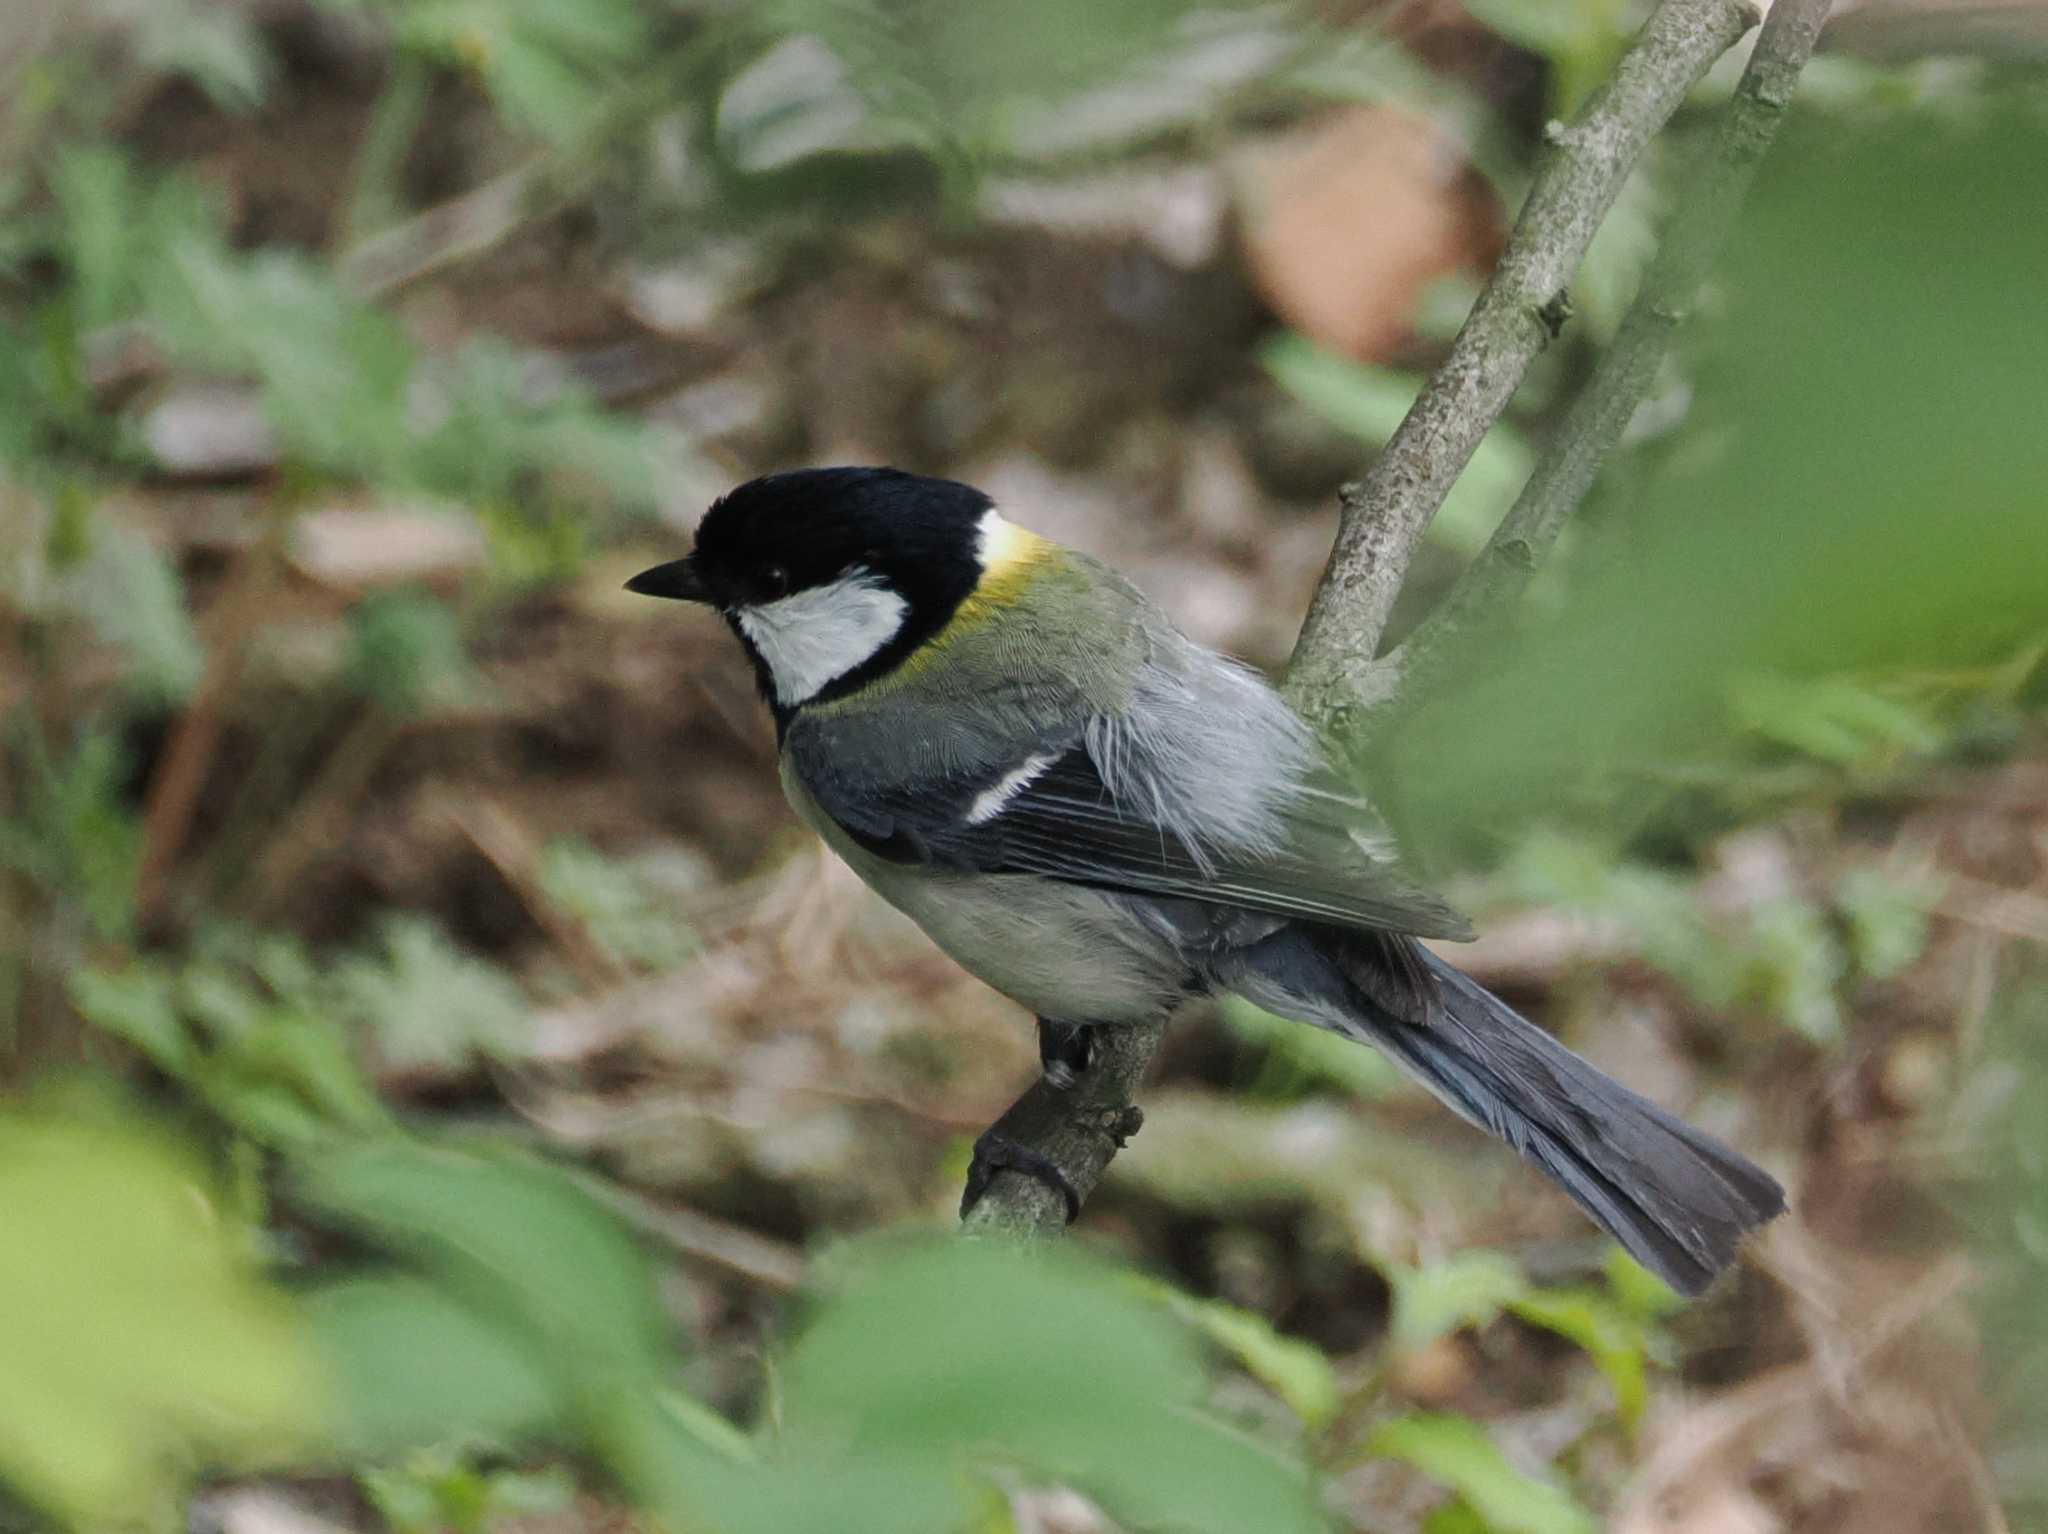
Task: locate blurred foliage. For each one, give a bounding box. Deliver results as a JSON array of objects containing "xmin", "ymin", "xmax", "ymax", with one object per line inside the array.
[
  {"xmin": 0, "ymin": 1098, "xmax": 322, "ymax": 1529},
  {"xmin": 306, "ymin": 1152, "xmax": 1334, "ymax": 1534},
  {"xmin": 1388, "ymin": 1248, "xmax": 1677, "ymax": 1433},
  {"xmin": 0, "ymin": 719, "xmax": 143, "ymax": 943},
  {"xmin": 1222, "ymin": 991, "xmax": 1404, "ymax": 1100},
  {"xmin": 1262, "ymin": 335, "xmax": 1536, "ymax": 557},
  {"xmin": 1973, "ymin": 961, "xmax": 2048, "ymax": 1530},
  {"xmin": 4, "ymin": 144, "xmax": 654, "ymax": 512},
  {"xmin": 299, "ymin": 1140, "xmax": 687, "ymax": 1469},
  {"xmin": 1386, "ymin": 99, "xmax": 2048, "ymax": 849},
  {"xmin": 72, "ymin": 928, "xmax": 396, "ymax": 1145},
  {"xmin": 1134, "ymin": 1274, "xmax": 1344, "ymax": 1430},
  {"xmin": 1366, "ymin": 1413, "xmax": 1596, "ymax": 1534},
  {"xmin": 341, "ymin": 0, "xmax": 651, "ymax": 147},
  {"xmin": 538, "ymin": 838, "xmax": 701, "ymax": 972},
  {"xmin": 751, "ymin": 1237, "xmax": 1323, "ymax": 1534},
  {"xmin": 344, "ymin": 591, "xmax": 473, "ymax": 715},
  {"xmin": 332, "ymin": 918, "xmax": 535, "ymax": 1073},
  {"xmin": 69, "ymin": 917, "xmax": 547, "ymax": 1142},
  {"xmin": 361, "ymin": 1456, "xmax": 578, "ymax": 1534},
  {"xmin": 1496, "ymin": 830, "xmax": 1940, "ymax": 1043}
]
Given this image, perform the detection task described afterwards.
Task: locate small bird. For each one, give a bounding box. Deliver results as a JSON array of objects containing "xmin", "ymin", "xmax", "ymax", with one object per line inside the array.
[{"xmin": 629, "ymin": 467, "xmax": 1784, "ymax": 1294}]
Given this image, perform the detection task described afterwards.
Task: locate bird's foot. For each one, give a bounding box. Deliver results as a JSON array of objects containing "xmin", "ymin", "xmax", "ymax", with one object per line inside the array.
[{"xmin": 961, "ymin": 1130, "xmax": 1083, "ymax": 1223}]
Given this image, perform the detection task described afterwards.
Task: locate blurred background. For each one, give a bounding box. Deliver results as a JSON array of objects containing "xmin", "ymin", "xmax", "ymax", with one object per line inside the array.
[{"xmin": 3, "ymin": 0, "xmax": 2046, "ymax": 1530}]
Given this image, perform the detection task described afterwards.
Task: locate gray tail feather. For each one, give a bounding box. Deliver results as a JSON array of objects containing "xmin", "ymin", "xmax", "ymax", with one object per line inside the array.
[{"xmin": 1229, "ymin": 931, "xmax": 1786, "ymax": 1296}]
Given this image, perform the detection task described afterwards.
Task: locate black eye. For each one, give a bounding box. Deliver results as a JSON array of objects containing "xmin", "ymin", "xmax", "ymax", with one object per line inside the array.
[{"xmin": 762, "ymin": 564, "xmax": 791, "ymax": 598}]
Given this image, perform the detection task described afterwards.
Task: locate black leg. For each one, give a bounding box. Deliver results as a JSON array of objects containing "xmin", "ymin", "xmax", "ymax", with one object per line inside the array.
[
  {"xmin": 959, "ymin": 1018, "xmax": 1109, "ymax": 1224},
  {"xmin": 1037, "ymin": 1017, "xmax": 1094, "ymax": 1089}
]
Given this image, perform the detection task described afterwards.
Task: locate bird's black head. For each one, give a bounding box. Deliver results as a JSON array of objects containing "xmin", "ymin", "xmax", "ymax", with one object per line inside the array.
[{"xmin": 627, "ymin": 467, "xmax": 1002, "ymax": 715}]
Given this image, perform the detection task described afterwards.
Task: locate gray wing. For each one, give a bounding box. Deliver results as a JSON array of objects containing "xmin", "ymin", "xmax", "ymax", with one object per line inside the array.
[{"xmin": 785, "ymin": 689, "xmax": 1474, "ymax": 944}]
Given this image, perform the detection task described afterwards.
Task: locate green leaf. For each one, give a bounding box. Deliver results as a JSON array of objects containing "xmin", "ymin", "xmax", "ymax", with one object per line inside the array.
[
  {"xmin": 1387, "ymin": 1252, "xmax": 1528, "ymax": 1353},
  {"xmin": 134, "ymin": 0, "xmax": 274, "ymax": 111},
  {"xmin": 413, "ymin": 341, "xmax": 655, "ymax": 511},
  {"xmin": 205, "ymin": 1000, "xmax": 394, "ymax": 1141},
  {"xmin": 1383, "ymin": 105, "xmax": 2048, "ymax": 847},
  {"xmin": 73, "ymin": 929, "xmax": 393, "ymax": 1147},
  {"xmin": 359, "ymin": 1452, "xmax": 578, "ymax": 1534},
  {"xmin": 538, "ymin": 838, "xmax": 698, "ymax": 972},
  {"xmin": 778, "ymin": 1237, "xmax": 1325, "ymax": 1534},
  {"xmin": 1497, "ymin": 831, "xmax": 1854, "ymax": 1044},
  {"xmin": 295, "ymin": 1140, "xmax": 771, "ymax": 1523},
  {"xmin": 752, "ymin": 0, "xmax": 1222, "ymax": 163},
  {"xmin": 661, "ymin": 1388, "xmax": 759, "ymax": 1464},
  {"xmin": 47, "ymin": 145, "xmax": 142, "ymax": 335},
  {"xmin": 1455, "ymin": 0, "xmax": 1588, "ymax": 62},
  {"xmin": 1367, "ymin": 1414, "xmax": 1596, "ymax": 1534},
  {"xmin": 1137, "ymin": 1277, "xmax": 1342, "ymax": 1430},
  {"xmin": 0, "ymin": 721, "xmax": 142, "ymax": 940},
  {"xmin": 330, "ymin": 916, "xmax": 531, "ymax": 1072},
  {"xmin": 386, "ymin": 0, "xmax": 648, "ymax": 145},
  {"xmin": 1508, "ymin": 1287, "xmax": 1655, "ymax": 1430},
  {"xmin": 298, "ymin": 1140, "xmax": 676, "ymax": 1392},
  {"xmin": 1222, "ymin": 993, "xmax": 1401, "ymax": 1100},
  {"xmin": 1459, "ymin": 0, "xmax": 1631, "ymax": 112},
  {"xmin": 1260, "ymin": 335, "xmax": 1533, "ymax": 556},
  {"xmin": 150, "ymin": 243, "xmax": 418, "ymax": 482},
  {"xmin": 0, "ymin": 1106, "xmax": 322, "ymax": 1528},
  {"xmin": 47, "ymin": 149, "xmax": 224, "ymax": 342},
  {"xmin": 1743, "ymin": 896, "xmax": 1846, "ymax": 1044},
  {"xmin": 1729, "ymin": 673, "xmax": 1946, "ymax": 768},
  {"xmin": 1835, "ymin": 865, "xmax": 1937, "ymax": 981},
  {"xmin": 305, "ymin": 1275, "xmax": 563, "ymax": 1457},
  {"xmin": 69, "ymin": 963, "xmax": 194, "ymax": 1073},
  {"xmin": 345, "ymin": 590, "xmax": 470, "ymax": 715},
  {"xmin": 1602, "ymin": 1249, "xmax": 1684, "ymax": 1321}
]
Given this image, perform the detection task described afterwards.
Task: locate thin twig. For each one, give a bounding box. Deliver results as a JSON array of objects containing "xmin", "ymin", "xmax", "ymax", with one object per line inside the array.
[
  {"xmin": 576, "ymin": 1175, "xmax": 808, "ymax": 1294},
  {"xmin": 336, "ymin": 162, "xmax": 556, "ymax": 300},
  {"xmin": 959, "ymin": 0, "xmax": 1766, "ymax": 1239},
  {"xmin": 134, "ymin": 536, "xmax": 279, "ymax": 926},
  {"xmin": 1284, "ymin": 0, "xmax": 1760, "ymax": 735},
  {"xmin": 1382, "ymin": 0, "xmax": 1838, "ymax": 717}
]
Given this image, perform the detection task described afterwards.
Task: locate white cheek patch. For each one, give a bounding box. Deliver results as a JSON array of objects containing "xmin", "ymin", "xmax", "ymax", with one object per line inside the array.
[
  {"xmin": 966, "ymin": 751, "xmax": 1058, "ymax": 824},
  {"xmin": 734, "ymin": 569, "xmax": 908, "ymax": 706}
]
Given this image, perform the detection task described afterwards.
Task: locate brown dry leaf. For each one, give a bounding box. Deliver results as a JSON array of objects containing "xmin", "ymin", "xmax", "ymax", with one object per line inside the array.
[{"xmin": 1234, "ymin": 106, "xmax": 1497, "ymax": 361}]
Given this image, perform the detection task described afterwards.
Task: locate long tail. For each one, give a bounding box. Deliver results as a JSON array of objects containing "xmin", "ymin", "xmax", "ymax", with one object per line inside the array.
[{"xmin": 1222, "ymin": 928, "xmax": 1786, "ymax": 1296}]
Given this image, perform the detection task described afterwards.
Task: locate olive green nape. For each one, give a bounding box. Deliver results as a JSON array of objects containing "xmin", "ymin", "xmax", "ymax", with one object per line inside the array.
[{"xmin": 813, "ymin": 549, "xmax": 1142, "ymax": 715}]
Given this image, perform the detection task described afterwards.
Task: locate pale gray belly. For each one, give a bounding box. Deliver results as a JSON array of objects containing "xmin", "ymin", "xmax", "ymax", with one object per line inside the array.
[{"xmin": 783, "ymin": 766, "xmax": 1189, "ymax": 1023}]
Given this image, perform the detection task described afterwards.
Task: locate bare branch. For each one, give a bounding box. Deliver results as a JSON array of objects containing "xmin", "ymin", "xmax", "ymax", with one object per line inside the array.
[
  {"xmin": 1285, "ymin": 0, "xmax": 1760, "ymax": 732},
  {"xmin": 1384, "ymin": 0, "xmax": 1838, "ymax": 714},
  {"xmin": 958, "ymin": 0, "xmax": 1775, "ymax": 1237}
]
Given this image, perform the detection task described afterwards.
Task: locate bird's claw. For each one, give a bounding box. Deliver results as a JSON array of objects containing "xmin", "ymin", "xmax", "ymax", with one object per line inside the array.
[{"xmin": 960, "ymin": 1130, "xmax": 1083, "ymax": 1223}]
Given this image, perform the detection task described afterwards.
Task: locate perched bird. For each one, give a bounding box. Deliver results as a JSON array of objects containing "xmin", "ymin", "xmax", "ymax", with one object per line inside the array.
[{"xmin": 628, "ymin": 467, "xmax": 1784, "ymax": 1294}]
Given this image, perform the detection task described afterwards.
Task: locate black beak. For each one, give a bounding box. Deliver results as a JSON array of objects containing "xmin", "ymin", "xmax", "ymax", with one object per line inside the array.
[{"xmin": 625, "ymin": 556, "xmax": 710, "ymax": 603}]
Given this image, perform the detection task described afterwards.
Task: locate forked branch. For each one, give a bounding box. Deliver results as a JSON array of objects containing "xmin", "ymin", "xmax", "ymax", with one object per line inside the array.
[{"xmin": 1381, "ymin": 0, "xmax": 1839, "ymax": 718}]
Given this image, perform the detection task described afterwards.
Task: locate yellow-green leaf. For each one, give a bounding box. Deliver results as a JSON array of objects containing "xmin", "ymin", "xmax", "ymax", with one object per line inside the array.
[
  {"xmin": 0, "ymin": 1106, "xmax": 322, "ymax": 1528},
  {"xmin": 1139, "ymin": 1278, "xmax": 1342, "ymax": 1429},
  {"xmin": 1368, "ymin": 1414, "xmax": 1595, "ymax": 1534}
]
